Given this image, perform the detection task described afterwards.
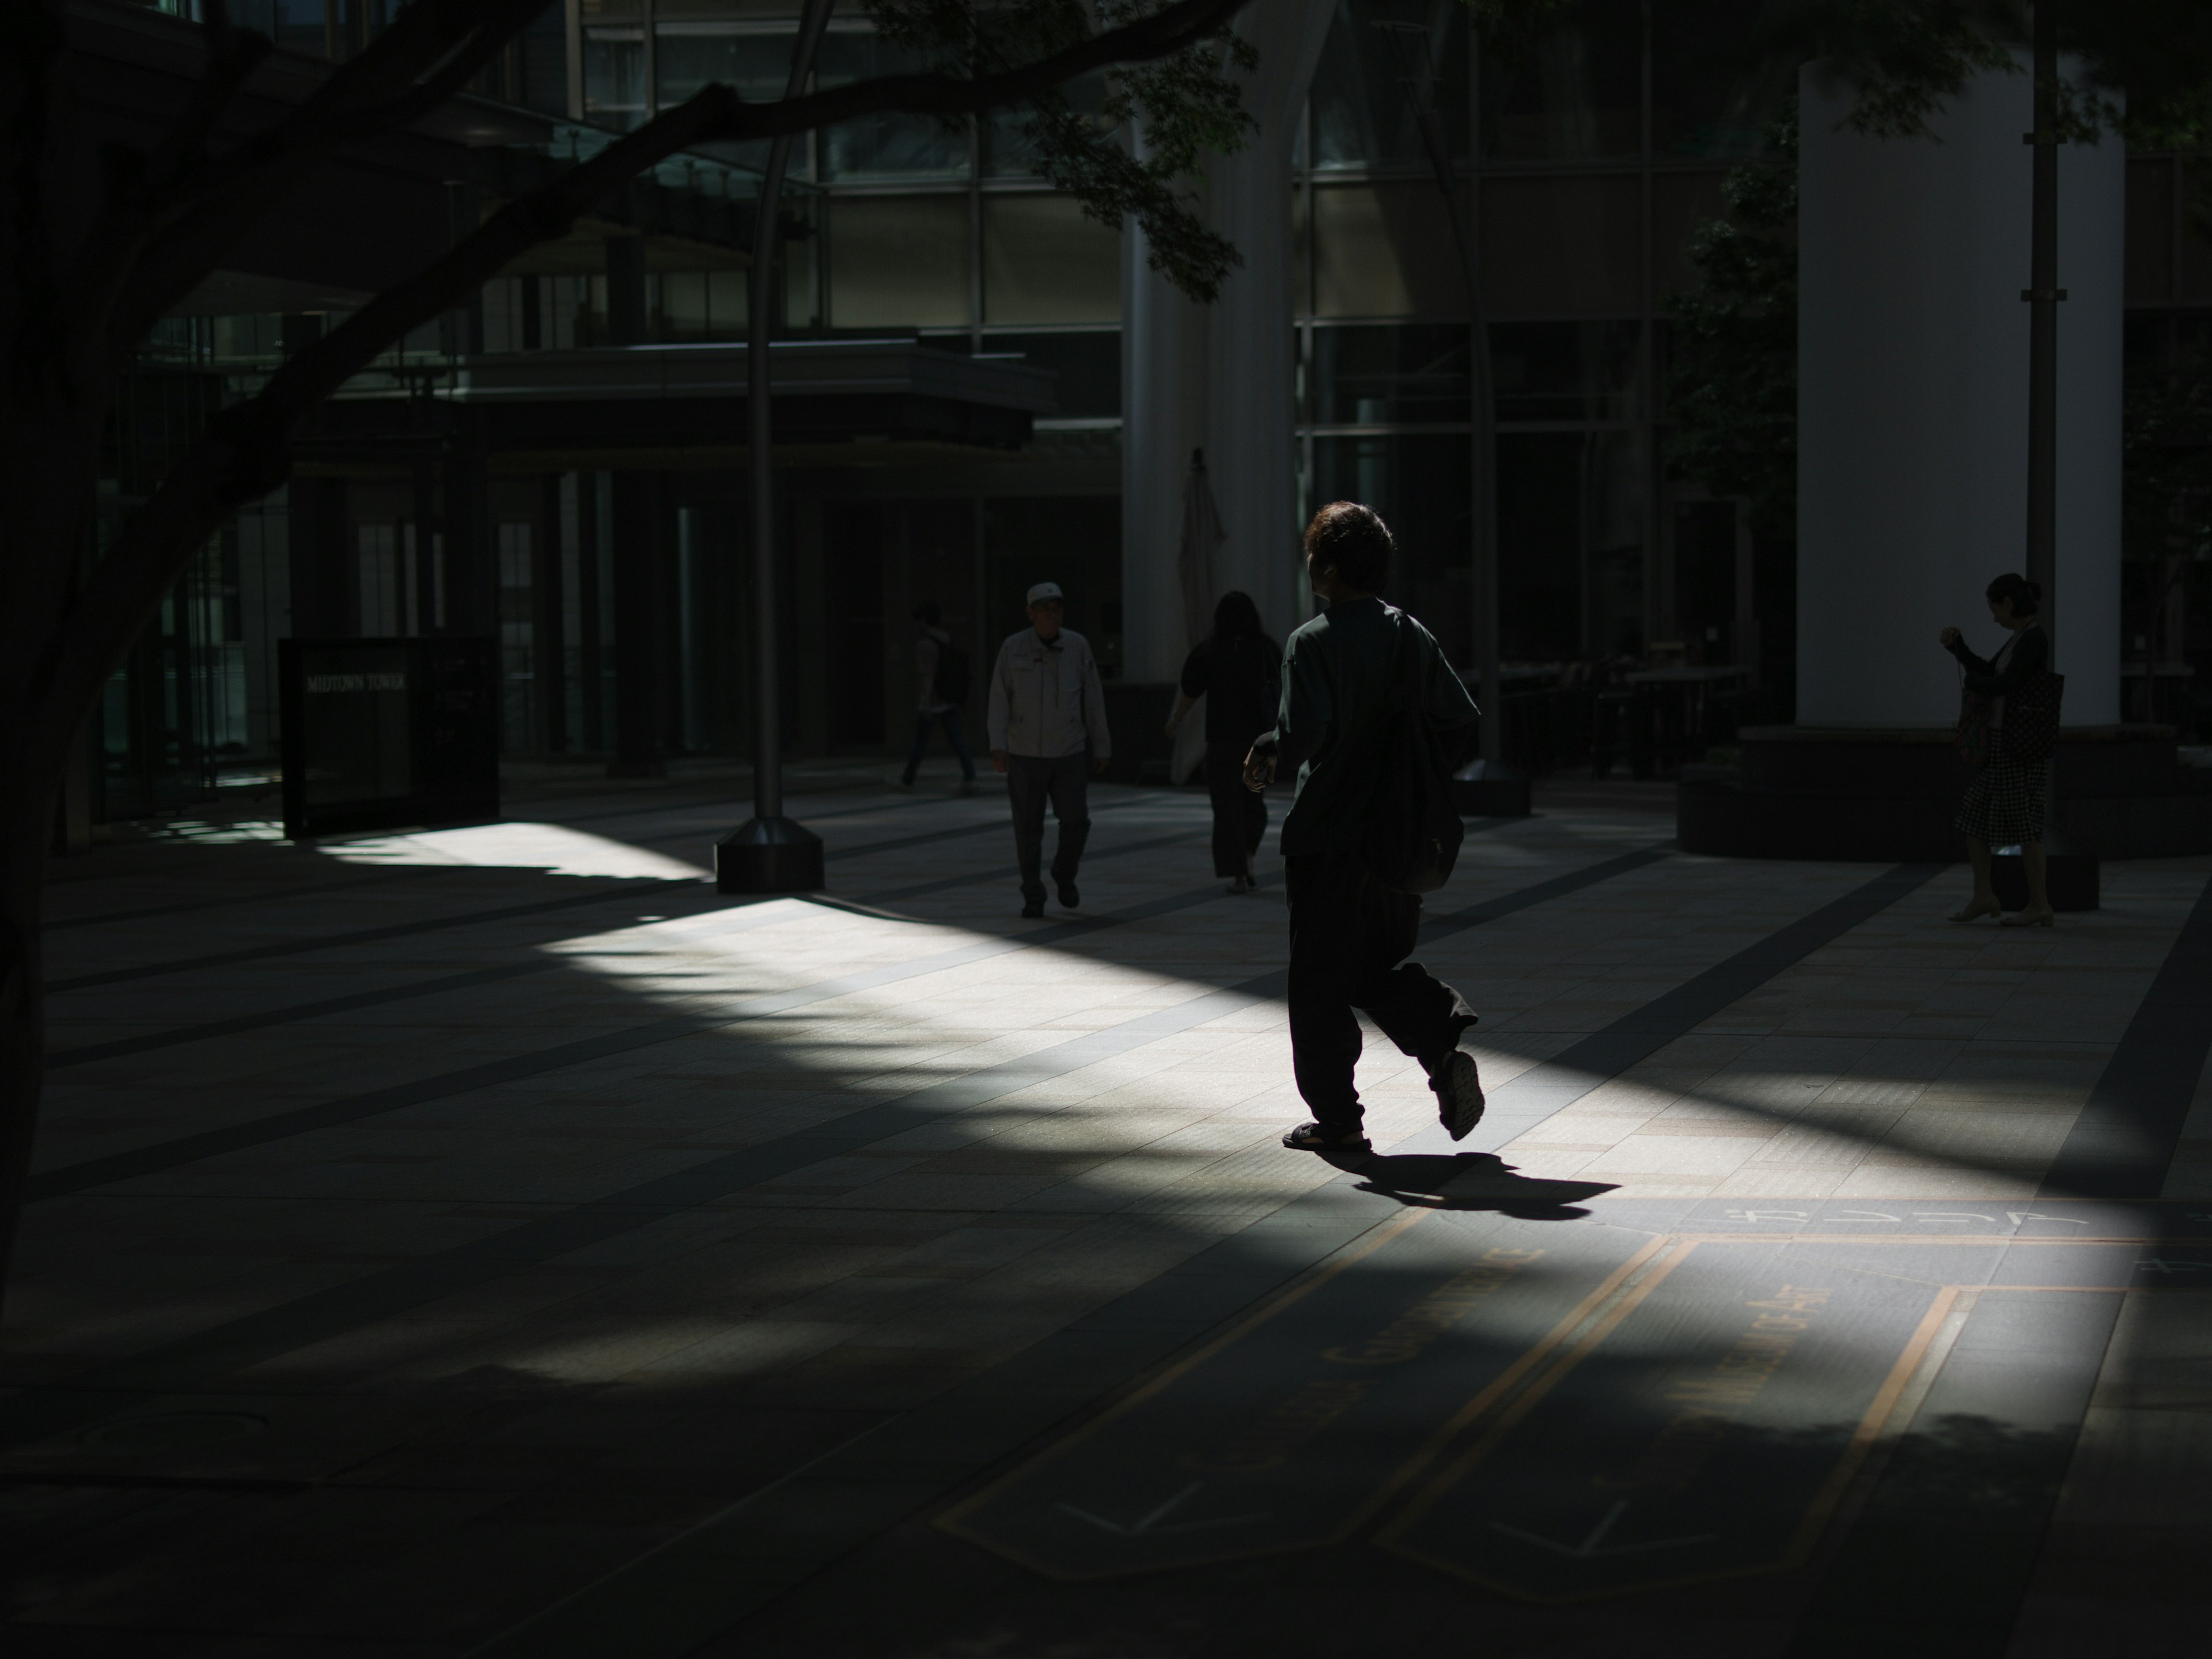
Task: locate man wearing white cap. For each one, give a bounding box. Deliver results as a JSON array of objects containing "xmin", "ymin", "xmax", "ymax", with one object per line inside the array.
[{"xmin": 987, "ymin": 582, "xmax": 1112, "ymax": 919}]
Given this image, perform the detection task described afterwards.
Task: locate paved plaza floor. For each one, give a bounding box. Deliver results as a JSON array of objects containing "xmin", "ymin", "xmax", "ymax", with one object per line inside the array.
[{"xmin": 5, "ymin": 769, "xmax": 2210, "ymax": 1656}]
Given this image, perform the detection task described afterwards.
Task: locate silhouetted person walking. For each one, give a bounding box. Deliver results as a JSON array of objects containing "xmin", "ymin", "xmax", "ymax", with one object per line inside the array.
[
  {"xmin": 1166, "ymin": 590, "xmax": 1279, "ymax": 893},
  {"xmin": 1246, "ymin": 503, "xmax": 1487, "ymax": 1156},
  {"xmin": 988, "ymin": 582, "xmax": 1111, "ymax": 919},
  {"xmin": 897, "ymin": 600, "xmax": 976, "ymax": 793}
]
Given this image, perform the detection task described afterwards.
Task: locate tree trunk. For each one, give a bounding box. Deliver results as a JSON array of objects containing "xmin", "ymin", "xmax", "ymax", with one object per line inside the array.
[{"xmin": 0, "ymin": 770, "xmax": 56, "ymax": 1323}]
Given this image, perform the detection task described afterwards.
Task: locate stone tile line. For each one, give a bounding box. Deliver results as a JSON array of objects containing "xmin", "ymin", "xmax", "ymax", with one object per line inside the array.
[
  {"xmin": 38, "ymin": 821, "xmax": 1224, "ymax": 1072},
  {"xmin": 41, "ymin": 868, "xmax": 427, "ymax": 933},
  {"xmin": 455, "ymin": 864, "xmax": 1952, "ymax": 1659},
  {"xmin": 2, "ymin": 846, "xmax": 1669, "ymax": 1455},
  {"xmin": 728, "ymin": 789, "xmax": 1184, "ymax": 863},
  {"xmin": 1397, "ymin": 861, "xmax": 1950, "ymax": 1161},
  {"xmin": 860, "ymin": 826, "xmax": 1214, "ymax": 903},
  {"xmin": 22, "ymin": 861, "xmax": 1283, "ymax": 1203},
  {"xmin": 43, "ymin": 959, "xmax": 566, "ymax": 1070},
  {"xmin": 44, "ymin": 877, "xmax": 690, "ymax": 995},
  {"xmin": 2039, "ymin": 873, "xmax": 2212, "ymax": 1200}
]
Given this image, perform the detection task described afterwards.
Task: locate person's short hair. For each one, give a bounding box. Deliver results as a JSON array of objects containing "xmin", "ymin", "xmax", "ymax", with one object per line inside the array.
[
  {"xmin": 911, "ymin": 599, "xmax": 942, "ymax": 624},
  {"xmin": 1986, "ymin": 572, "xmax": 2041, "ymax": 616},
  {"xmin": 1304, "ymin": 502, "xmax": 1392, "ymax": 592}
]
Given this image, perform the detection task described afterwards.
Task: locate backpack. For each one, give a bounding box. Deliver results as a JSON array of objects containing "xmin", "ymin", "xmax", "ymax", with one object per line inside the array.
[
  {"xmin": 931, "ymin": 635, "xmax": 971, "ymax": 708},
  {"xmin": 1357, "ymin": 612, "xmax": 1465, "ymax": 895}
]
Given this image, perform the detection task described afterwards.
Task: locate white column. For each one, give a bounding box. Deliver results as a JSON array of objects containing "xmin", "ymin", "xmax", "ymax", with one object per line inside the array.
[
  {"xmin": 1122, "ymin": 0, "xmax": 1334, "ymax": 679},
  {"xmin": 1797, "ymin": 54, "xmax": 2123, "ymax": 728}
]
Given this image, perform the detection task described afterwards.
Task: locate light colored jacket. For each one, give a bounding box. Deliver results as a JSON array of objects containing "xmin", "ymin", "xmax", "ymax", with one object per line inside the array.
[{"xmin": 986, "ymin": 627, "xmax": 1112, "ymax": 759}]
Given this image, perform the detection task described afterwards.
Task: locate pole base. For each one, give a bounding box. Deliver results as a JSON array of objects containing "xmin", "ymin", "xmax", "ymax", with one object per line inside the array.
[
  {"xmin": 715, "ymin": 816, "xmax": 824, "ymax": 893},
  {"xmin": 1452, "ymin": 759, "xmax": 1531, "ymax": 817}
]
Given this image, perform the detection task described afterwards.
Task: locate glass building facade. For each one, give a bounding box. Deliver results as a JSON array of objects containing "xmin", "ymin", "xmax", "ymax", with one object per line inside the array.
[{"xmin": 91, "ymin": 0, "xmax": 2212, "ymax": 825}]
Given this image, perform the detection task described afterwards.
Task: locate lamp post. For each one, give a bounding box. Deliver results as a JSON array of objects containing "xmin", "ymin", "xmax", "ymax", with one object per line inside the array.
[{"xmin": 715, "ymin": 0, "xmax": 836, "ymax": 894}]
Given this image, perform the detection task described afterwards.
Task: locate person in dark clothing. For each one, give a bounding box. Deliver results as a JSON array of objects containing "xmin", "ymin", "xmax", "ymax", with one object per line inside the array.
[
  {"xmin": 1244, "ymin": 502, "xmax": 1487, "ymax": 1157},
  {"xmin": 1166, "ymin": 590, "xmax": 1280, "ymax": 893},
  {"xmin": 1941, "ymin": 572, "xmax": 2055, "ymax": 926},
  {"xmin": 897, "ymin": 600, "xmax": 977, "ymax": 793}
]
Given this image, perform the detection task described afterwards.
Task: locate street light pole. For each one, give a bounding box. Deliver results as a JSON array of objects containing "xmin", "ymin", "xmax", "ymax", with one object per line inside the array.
[{"xmin": 717, "ymin": 0, "xmax": 836, "ymax": 893}]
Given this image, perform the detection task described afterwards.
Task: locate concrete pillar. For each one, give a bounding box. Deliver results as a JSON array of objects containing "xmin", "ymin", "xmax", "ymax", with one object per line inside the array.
[
  {"xmin": 1122, "ymin": 0, "xmax": 1334, "ymax": 677},
  {"xmin": 1797, "ymin": 55, "xmax": 2123, "ymax": 728}
]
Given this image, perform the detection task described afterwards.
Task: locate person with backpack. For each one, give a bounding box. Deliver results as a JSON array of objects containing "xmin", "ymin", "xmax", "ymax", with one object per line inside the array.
[
  {"xmin": 987, "ymin": 581, "xmax": 1112, "ymax": 919},
  {"xmin": 1243, "ymin": 502, "xmax": 1487, "ymax": 1156},
  {"xmin": 1166, "ymin": 590, "xmax": 1281, "ymax": 894},
  {"xmin": 898, "ymin": 600, "xmax": 977, "ymax": 794}
]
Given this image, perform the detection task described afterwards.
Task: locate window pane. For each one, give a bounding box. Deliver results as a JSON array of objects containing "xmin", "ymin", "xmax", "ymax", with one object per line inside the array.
[
  {"xmin": 982, "ymin": 195, "xmax": 1120, "ymax": 325},
  {"xmin": 977, "ymin": 330, "xmax": 1120, "ymax": 418},
  {"xmin": 1312, "ymin": 0, "xmax": 1468, "ymax": 172},
  {"xmin": 828, "ymin": 196, "xmax": 971, "ymax": 328},
  {"xmin": 1481, "ymin": 174, "xmax": 1643, "ymax": 316},
  {"xmin": 1651, "ymin": 0, "xmax": 1793, "ymax": 160},
  {"xmin": 1652, "ymin": 169, "xmax": 1728, "ymax": 297},
  {"xmin": 818, "ymin": 31, "xmax": 969, "ymax": 180},
  {"xmin": 1313, "ymin": 182, "xmax": 1467, "ymax": 318},
  {"xmin": 1481, "ymin": 0, "xmax": 1642, "ymax": 162},
  {"xmin": 1308, "ymin": 324, "xmax": 1469, "ymax": 424},
  {"xmin": 984, "ymin": 71, "xmax": 1112, "ymax": 179},
  {"xmin": 1497, "ymin": 429, "xmax": 1645, "ymax": 661},
  {"xmin": 1309, "ymin": 434, "xmax": 1472, "ymax": 665},
  {"xmin": 1492, "ymin": 321, "xmax": 1641, "ymax": 421},
  {"xmin": 582, "ymin": 27, "xmax": 648, "ymax": 131},
  {"xmin": 656, "ymin": 25, "xmax": 793, "ymax": 171}
]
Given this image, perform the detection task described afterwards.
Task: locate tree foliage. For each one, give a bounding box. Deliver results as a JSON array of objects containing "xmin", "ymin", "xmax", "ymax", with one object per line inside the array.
[{"xmin": 1664, "ymin": 105, "xmax": 1799, "ymax": 538}]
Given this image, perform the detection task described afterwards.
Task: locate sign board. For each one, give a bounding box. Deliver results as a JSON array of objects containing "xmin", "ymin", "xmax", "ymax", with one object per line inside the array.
[{"xmin": 279, "ymin": 637, "xmax": 499, "ymax": 839}]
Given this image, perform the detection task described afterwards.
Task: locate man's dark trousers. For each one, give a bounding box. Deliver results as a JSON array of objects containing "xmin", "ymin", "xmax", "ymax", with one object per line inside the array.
[
  {"xmin": 1286, "ymin": 847, "xmax": 1475, "ymax": 1140},
  {"xmin": 1007, "ymin": 752, "xmax": 1092, "ymax": 903}
]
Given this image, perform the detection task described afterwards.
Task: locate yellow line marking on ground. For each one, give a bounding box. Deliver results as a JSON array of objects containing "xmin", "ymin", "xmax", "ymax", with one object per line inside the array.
[
  {"xmin": 1775, "ymin": 1285, "xmax": 1959, "ymax": 1571},
  {"xmin": 934, "ymin": 1203, "xmax": 1435, "ymax": 1559},
  {"xmin": 1332, "ymin": 1233, "xmax": 1674, "ymax": 1541},
  {"xmin": 1376, "ymin": 1238, "xmax": 1703, "ymax": 1560}
]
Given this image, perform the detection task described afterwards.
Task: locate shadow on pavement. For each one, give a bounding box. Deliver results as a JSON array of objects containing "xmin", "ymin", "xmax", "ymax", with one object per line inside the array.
[{"xmin": 1346, "ymin": 1150, "xmax": 1616, "ymax": 1218}]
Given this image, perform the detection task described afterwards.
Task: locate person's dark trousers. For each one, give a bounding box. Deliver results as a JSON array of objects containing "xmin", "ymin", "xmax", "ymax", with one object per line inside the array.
[
  {"xmin": 901, "ymin": 709, "xmax": 976, "ymax": 785},
  {"xmin": 1286, "ymin": 848, "xmax": 1477, "ymax": 1141},
  {"xmin": 1205, "ymin": 746, "xmax": 1267, "ymax": 877},
  {"xmin": 1006, "ymin": 752, "xmax": 1092, "ymax": 903}
]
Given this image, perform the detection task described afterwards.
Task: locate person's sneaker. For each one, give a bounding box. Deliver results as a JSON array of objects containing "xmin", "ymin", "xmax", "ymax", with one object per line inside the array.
[
  {"xmin": 1057, "ymin": 880, "xmax": 1080, "ymax": 910},
  {"xmin": 1021, "ymin": 899, "xmax": 1046, "ymax": 919},
  {"xmin": 1430, "ymin": 1050, "xmax": 1486, "ymax": 1141},
  {"xmin": 889, "ymin": 775, "xmax": 915, "ymax": 790},
  {"xmin": 957, "ymin": 778, "xmax": 978, "ymax": 796}
]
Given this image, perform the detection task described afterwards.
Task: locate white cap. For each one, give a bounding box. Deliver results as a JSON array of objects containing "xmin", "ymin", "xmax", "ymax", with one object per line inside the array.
[{"xmin": 1026, "ymin": 582, "xmax": 1064, "ymax": 605}]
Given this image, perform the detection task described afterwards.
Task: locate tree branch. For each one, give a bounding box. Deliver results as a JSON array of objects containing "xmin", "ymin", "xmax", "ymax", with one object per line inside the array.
[
  {"xmin": 51, "ymin": 0, "xmax": 1256, "ymax": 725},
  {"xmin": 78, "ymin": 0, "xmax": 540, "ymax": 369}
]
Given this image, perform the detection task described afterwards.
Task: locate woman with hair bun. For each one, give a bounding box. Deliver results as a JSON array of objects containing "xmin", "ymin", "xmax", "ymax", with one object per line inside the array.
[{"xmin": 1940, "ymin": 573, "xmax": 2056, "ymax": 926}]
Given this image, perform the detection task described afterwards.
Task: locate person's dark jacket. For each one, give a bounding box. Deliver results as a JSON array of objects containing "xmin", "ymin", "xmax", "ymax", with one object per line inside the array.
[
  {"xmin": 1179, "ymin": 633, "xmax": 1280, "ymax": 750},
  {"xmin": 1253, "ymin": 597, "xmax": 1479, "ymax": 857},
  {"xmin": 1947, "ymin": 624, "xmax": 2048, "ymax": 696}
]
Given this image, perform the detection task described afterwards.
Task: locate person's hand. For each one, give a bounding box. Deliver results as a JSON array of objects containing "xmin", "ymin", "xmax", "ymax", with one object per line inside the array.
[
  {"xmin": 1163, "ymin": 716, "xmax": 1179, "ymax": 738},
  {"xmin": 1243, "ymin": 745, "xmax": 1275, "ymax": 793},
  {"xmin": 991, "ymin": 750, "xmax": 1009, "ymax": 774},
  {"xmin": 1091, "ymin": 756, "xmax": 1109, "ymax": 776},
  {"xmin": 1939, "ymin": 626, "xmax": 1961, "ymax": 650}
]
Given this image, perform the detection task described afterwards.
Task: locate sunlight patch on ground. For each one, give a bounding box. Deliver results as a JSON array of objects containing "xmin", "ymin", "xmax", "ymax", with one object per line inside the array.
[{"xmin": 316, "ymin": 820, "xmax": 710, "ymax": 880}]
